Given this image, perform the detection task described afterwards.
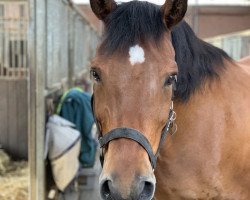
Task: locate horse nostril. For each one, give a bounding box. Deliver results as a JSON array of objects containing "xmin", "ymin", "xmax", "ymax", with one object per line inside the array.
[
  {"xmin": 100, "ymin": 180, "xmax": 112, "ymax": 200},
  {"xmin": 100, "ymin": 178, "xmax": 155, "ymax": 200},
  {"xmin": 139, "ymin": 181, "xmax": 155, "ymax": 200}
]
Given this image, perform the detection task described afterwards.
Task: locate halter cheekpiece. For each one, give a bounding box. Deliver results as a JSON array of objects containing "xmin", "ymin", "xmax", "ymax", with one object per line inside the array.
[{"xmin": 91, "ymin": 75, "xmax": 177, "ymax": 169}]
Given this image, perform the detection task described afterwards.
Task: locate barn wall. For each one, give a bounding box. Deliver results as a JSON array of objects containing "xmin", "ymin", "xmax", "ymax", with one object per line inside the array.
[
  {"xmin": 0, "ymin": 79, "xmax": 28, "ymax": 159},
  {"xmin": 186, "ymin": 5, "xmax": 250, "ymax": 39},
  {"xmin": 0, "ymin": 0, "xmax": 99, "ymax": 160}
]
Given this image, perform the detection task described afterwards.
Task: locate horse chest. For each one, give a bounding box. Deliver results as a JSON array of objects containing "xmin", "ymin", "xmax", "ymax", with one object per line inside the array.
[
  {"xmin": 155, "ymin": 150, "xmax": 250, "ymax": 200},
  {"xmin": 155, "ymin": 161, "xmax": 224, "ymax": 199}
]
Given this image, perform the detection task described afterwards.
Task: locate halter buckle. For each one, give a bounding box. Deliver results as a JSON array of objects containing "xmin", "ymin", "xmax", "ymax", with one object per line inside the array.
[{"xmin": 169, "ymin": 123, "xmax": 178, "ymax": 137}]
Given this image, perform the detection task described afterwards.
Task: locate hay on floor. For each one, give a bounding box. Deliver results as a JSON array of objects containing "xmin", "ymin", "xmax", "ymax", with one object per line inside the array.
[{"xmin": 0, "ymin": 150, "xmax": 28, "ymax": 200}]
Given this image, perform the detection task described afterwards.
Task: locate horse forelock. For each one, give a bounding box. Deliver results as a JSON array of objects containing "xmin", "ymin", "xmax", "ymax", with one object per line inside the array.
[{"xmin": 99, "ymin": 1, "xmax": 167, "ymax": 55}]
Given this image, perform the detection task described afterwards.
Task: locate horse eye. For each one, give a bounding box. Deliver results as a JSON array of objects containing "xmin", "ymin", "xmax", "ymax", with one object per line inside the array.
[
  {"xmin": 164, "ymin": 75, "xmax": 176, "ymax": 86},
  {"xmin": 90, "ymin": 69, "xmax": 101, "ymax": 82}
]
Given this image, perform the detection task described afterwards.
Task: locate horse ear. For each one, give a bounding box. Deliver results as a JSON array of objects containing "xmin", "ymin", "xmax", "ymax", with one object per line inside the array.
[
  {"xmin": 90, "ymin": 0, "xmax": 117, "ymax": 21},
  {"xmin": 161, "ymin": 0, "xmax": 188, "ymax": 29}
]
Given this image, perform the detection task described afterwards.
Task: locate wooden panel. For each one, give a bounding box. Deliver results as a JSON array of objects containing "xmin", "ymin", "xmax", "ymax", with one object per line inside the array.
[
  {"xmin": 16, "ymin": 79, "xmax": 28, "ymax": 159},
  {"xmin": 0, "ymin": 80, "xmax": 8, "ymax": 150},
  {"xmin": 0, "ymin": 79, "xmax": 28, "ymax": 159},
  {"xmin": 7, "ymin": 80, "xmax": 18, "ymax": 157}
]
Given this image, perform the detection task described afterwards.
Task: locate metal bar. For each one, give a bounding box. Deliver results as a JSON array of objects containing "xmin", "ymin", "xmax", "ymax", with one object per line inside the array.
[
  {"xmin": 23, "ymin": 17, "xmax": 28, "ymax": 76},
  {"xmin": 24, "ymin": 33, "xmax": 27, "ymax": 77},
  {"xmin": 28, "ymin": 0, "xmax": 46, "ymax": 199},
  {"xmin": 0, "ymin": 19, "xmax": 3, "ymax": 77},
  {"xmin": 1, "ymin": 19, "xmax": 5, "ymax": 77},
  {"xmin": 11, "ymin": 24, "xmax": 15, "ymax": 77},
  {"xmin": 68, "ymin": 6, "xmax": 75, "ymax": 88},
  {"xmin": 18, "ymin": 18, "xmax": 21, "ymax": 77},
  {"xmin": 10, "ymin": 28, "xmax": 14, "ymax": 76},
  {"xmin": 5, "ymin": 23, "xmax": 9, "ymax": 76}
]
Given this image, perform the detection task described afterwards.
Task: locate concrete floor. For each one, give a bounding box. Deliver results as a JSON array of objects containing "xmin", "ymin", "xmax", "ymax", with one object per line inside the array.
[
  {"xmin": 79, "ymin": 175, "xmax": 101, "ymax": 200},
  {"xmin": 78, "ymin": 159, "xmax": 101, "ymax": 200},
  {"xmin": 58, "ymin": 158, "xmax": 101, "ymax": 200}
]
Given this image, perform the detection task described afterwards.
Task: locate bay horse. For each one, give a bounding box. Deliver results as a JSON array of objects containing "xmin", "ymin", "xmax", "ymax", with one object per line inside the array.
[{"xmin": 89, "ymin": 0, "xmax": 250, "ymax": 199}]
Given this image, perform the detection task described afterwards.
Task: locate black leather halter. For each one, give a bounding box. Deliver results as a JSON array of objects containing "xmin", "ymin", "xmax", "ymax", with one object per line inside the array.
[{"xmin": 91, "ymin": 76, "xmax": 177, "ymax": 169}]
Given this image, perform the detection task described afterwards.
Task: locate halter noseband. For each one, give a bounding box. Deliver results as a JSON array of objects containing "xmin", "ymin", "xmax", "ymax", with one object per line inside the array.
[{"xmin": 91, "ymin": 76, "xmax": 177, "ymax": 169}]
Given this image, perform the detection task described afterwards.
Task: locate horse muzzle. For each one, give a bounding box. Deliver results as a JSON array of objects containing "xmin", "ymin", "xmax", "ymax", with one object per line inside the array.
[
  {"xmin": 98, "ymin": 127, "xmax": 157, "ymax": 200},
  {"xmin": 100, "ymin": 172, "xmax": 156, "ymax": 200}
]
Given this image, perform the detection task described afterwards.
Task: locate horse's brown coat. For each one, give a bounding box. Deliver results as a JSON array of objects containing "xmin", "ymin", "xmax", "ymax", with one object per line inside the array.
[
  {"xmin": 92, "ymin": 35, "xmax": 178, "ymax": 198},
  {"xmin": 93, "ymin": 43, "xmax": 250, "ymax": 200},
  {"xmin": 90, "ymin": 0, "xmax": 250, "ymax": 199},
  {"xmin": 155, "ymin": 58, "xmax": 250, "ymax": 199}
]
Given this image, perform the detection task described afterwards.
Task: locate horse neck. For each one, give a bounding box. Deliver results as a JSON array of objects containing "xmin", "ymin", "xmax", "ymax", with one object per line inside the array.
[
  {"xmin": 155, "ymin": 58, "xmax": 250, "ymax": 199},
  {"xmin": 174, "ymin": 58, "xmax": 250, "ymax": 141}
]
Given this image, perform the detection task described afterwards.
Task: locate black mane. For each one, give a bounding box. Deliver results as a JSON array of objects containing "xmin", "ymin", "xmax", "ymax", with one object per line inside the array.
[
  {"xmin": 100, "ymin": 1, "xmax": 231, "ymax": 102},
  {"xmin": 171, "ymin": 21, "xmax": 230, "ymax": 101}
]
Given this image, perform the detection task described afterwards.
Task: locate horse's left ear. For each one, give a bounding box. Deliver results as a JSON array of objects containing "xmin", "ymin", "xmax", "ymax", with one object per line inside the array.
[
  {"xmin": 90, "ymin": 0, "xmax": 117, "ymax": 21},
  {"xmin": 161, "ymin": 0, "xmax": 188, "ymax": 29}
]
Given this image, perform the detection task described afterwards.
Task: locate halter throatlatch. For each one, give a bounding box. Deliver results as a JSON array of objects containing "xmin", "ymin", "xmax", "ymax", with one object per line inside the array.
[{"xmin": 91, "ymin": 76, "xmax": 177, "ymax": 169}]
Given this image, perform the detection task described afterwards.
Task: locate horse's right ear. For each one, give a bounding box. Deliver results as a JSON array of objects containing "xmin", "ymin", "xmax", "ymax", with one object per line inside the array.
[
  {"xmin": 90, "ymin": 0, "xmax": 117, "ymax": 21},
  {"xmin": 161, "ymin": 0, "xmax": 188, "ymax": 29}
]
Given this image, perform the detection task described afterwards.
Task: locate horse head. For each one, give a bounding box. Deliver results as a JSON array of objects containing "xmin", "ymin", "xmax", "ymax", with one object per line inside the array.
[{"xmin": 90, "ymin": 0, "xmax": 187, "ymax": 199}]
